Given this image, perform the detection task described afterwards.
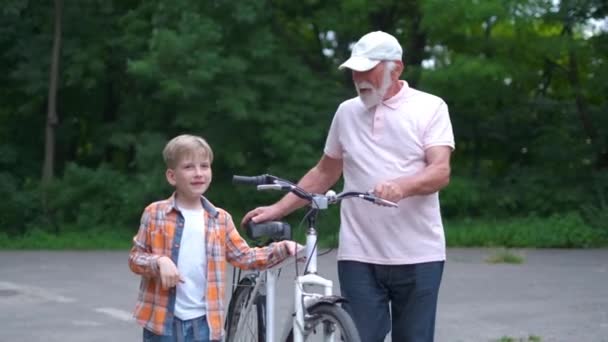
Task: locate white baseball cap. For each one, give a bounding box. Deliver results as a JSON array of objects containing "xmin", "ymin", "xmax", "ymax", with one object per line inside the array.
[{"xmin": 339, "ymin": 31, "xmax": 403, "ymax": 72}]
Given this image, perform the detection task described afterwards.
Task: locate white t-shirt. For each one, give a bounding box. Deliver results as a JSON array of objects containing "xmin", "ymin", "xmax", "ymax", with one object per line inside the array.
[
  {"xmin": 324, "ymin": 81, "xmax": 455, "ymax": 265},
  {"xmin": 174, "ymin": 207, "xmax": 207, "ymax": 320}
]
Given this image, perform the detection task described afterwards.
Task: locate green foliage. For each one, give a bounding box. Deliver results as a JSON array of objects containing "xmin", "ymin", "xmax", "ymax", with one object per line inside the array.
[
  {"xmin": 45, "ymin": 163, "xmax": 132, "ymax": 232},
  {"xmin": 485, "ymin": 248, "xmax": 525, "ymax": 264},
  {"xmin": 579, "ymin": 172, "xmax": 608, "ymax": 239},
  {"xmin": 0, "ymin": 172, "xmax": 42, "ymax": 236},
  {"xmin": 0, "ymin": 228, "xmax": 132, "ymax": 250},
  {"xmin": 1, "ymin": 0, "xmax": 607, "ymax": 249},
  {"xmin": 496, "ymin": 335, "xmax": 542, "ymax": 342},
  {"xmin": 446, "ymin": 213, "xmax": 605, "ymax": 248},
  {"xmin": 440, "ymin": 176, "xmax": 484, "ymax": 217}
]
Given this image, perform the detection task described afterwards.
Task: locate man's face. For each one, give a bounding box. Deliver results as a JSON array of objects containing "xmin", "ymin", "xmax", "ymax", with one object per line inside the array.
[
  {"xmin": 353, "ymin": 62, "xmax": 393, "ymax": 109},
  {"xmin": 166, "ymin": 152, "xmax": 212, "ymax": 201}
]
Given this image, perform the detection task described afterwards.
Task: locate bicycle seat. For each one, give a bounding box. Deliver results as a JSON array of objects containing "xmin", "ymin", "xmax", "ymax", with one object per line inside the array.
[{"xmin": 246, "ymin": 221, "xmax": 291, "ymax": 241}]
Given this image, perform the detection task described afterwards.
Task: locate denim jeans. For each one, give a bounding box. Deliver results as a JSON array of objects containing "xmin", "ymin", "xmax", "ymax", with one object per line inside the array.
[
  {"xmin": 338, "ymin": 260, "xmax": 444, "ymax": 342},
  {"xmin": 143, "ymin": 315, "xmax": 210, "ymax": 342}
]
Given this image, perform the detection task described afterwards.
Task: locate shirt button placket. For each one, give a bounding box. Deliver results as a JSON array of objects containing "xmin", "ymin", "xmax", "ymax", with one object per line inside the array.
[{"xmin": 372, "ymin": 107, "xmax": 384, "ymax": 139}]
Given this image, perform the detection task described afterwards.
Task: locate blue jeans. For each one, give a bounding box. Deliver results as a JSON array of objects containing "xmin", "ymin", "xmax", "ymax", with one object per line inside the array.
[
  {"xmin": 143, "ymin": 315, "xmax": 210, "ymax": 342},
  {"xmin": 338, "ymin": 260, "xmax": 444, "ymax": 342}
]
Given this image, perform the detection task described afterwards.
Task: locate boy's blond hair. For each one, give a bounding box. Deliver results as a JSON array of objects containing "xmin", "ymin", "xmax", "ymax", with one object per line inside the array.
[{"xmin": 162, "ymin": 134, "xmax": 214, "ymax": 168}]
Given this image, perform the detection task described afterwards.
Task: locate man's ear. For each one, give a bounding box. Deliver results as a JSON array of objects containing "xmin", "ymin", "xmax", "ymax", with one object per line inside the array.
[
  {"xmin": 392, "ymin": 60, "xmax": 404, "ymax": 80},
  {"xmin": 166, "ymin": 168, "xmax": 176, "ymax": 186}
]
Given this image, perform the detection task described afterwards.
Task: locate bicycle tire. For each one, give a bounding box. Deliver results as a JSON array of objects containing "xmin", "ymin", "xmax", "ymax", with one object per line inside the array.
[
  {"xmin": 285, "ymin": 303, "xmax": 361, "ymax": 342},
  {"xmin": 224, "ymin": 277, "xmax": 266, "ymax": 342}
]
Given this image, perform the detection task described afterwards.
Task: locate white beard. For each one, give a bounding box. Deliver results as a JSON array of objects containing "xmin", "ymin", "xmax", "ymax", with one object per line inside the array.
[{"xmin": 355, "ymin": 69, "xmax": 392, "ymax": 109}]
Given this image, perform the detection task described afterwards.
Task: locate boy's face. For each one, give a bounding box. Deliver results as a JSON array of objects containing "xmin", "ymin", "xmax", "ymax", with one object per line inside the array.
[{"xmin": 165, "ymin": 152, "xmax": 212, "ymax": 201}]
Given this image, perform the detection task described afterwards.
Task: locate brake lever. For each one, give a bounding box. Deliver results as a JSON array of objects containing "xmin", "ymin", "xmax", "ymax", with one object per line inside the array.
[
  {"xmin": 257, "ymin": 182, "xmax": 296, "ymax": 191},
  {"xmin": 373, "ymin": 197, "xmax": 399, "ymax": 208},
  {"xmin": 364, "ymin": 192, "xmax": 399, "ymax": 208},
  {"xmin": 257, "ymin": 184, "xmax": 283, "ymax": 191}
]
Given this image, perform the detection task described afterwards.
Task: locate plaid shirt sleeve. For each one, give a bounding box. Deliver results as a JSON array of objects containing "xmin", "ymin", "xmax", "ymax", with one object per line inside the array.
[
  {"xmin": 128, "ymin": 206, "xmax": 161, "ymax": 277},
  {"xmin": 223, "ymin": 213, "xmax": 292, "ymax": 269}
]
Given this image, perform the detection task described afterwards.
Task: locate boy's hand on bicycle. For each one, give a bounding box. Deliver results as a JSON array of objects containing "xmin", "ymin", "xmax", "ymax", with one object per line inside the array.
[
  {"xmin": 157, "ymin": 256, "xmax": 185, "ymax": 289},
  {"xmin": 287, "ymin": 241, "xmax": 305, "ymax": 255}
]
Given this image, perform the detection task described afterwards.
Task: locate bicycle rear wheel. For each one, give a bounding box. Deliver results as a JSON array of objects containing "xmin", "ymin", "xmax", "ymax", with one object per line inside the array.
[
  {"xmin": 286, "ymin": 303, "xmax": 361, "ymax": 342},
  {"xmin": 225, "ymin": 277, "xmax": 266, "ymax": 342}
]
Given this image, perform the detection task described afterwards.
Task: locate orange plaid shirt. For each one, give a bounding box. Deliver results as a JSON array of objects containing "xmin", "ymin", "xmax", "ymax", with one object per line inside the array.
[{"xmin": 128, "ymin": 194, "xmax": 291, "ymax": 341}]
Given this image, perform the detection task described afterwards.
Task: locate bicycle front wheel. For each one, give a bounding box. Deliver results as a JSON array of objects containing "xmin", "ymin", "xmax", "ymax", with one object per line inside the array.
[
  {"xmin": 286, "ymin": 303, "xmax": 361, "ymax": 342},
  {"xmin": 225, "ymin": 277, "xmax": 266, "ymax": 342}
]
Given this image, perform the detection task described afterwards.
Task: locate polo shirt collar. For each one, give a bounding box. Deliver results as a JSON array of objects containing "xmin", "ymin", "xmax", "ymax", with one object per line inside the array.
[{"xmin": 382, "ymin": 80, "xmax": 411, "ymax": 109}]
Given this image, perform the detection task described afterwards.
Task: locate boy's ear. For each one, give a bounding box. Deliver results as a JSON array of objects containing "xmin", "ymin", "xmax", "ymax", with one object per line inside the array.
[{"xmin": 165, "ymin": 168, "xmax": 176, "ymax": 186}]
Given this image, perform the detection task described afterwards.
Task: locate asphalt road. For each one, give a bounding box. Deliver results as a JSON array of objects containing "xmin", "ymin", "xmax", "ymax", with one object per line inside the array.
[{"xmin": 0, "ymin": 248, "xmax": 607, "ymax": 342}]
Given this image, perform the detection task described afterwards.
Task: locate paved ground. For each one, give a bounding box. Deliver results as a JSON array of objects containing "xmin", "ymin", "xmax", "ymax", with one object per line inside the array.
[{"xmin": 0, "ymin": 248, "xmax": 607, "ymax": 342}]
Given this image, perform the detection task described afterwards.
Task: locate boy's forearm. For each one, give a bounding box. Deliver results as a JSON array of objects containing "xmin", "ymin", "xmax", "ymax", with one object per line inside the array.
[
  {"xmin": 225, "ymin": 224, "xmax": 291, "ymax": 270},
  {"xmin": 228, "ymin": 242, "xmax": 291, "ymax": 270},
  {"xmin": 128, "ymin": 245, "xmax": 161, "ymax": 277},
  {"xmin": 130, "ymin": 210, "xmax": 161, "ymax": 277}
]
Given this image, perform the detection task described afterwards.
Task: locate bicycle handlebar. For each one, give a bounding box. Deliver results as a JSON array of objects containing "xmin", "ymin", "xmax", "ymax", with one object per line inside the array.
[
  {"xmin": 232, "ymin": 174, "xmax": 398, "ymax": 208},
  {"xmin": 232, "ymin": 174, "xmax": 276, "ymax": 186}
]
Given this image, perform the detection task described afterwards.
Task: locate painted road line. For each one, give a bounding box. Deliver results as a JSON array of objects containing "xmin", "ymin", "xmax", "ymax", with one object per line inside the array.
[
  {"xmin": 94, "ymin": 307, "xmax": 134, "ymax": 322},
  {"xmin": 0, "ymin": 281, "xmax": 75, "ymax": 303}
]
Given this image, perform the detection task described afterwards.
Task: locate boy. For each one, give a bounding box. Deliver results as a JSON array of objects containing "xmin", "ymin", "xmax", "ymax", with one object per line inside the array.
[{"xmin": 129, "ymin": 134, "xmax": 298, "ymax": 342}]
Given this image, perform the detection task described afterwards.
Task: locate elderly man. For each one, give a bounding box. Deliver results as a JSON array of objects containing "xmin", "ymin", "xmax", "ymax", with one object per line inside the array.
[{"xmin": 243, "ymin": 31, "xmax": 454, "ymax": 342}]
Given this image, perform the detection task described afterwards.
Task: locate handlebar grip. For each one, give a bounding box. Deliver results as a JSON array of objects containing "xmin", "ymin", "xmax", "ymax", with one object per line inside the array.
[
  {"xmin": 232, "ymin": 175, "xmax": 271, "ymax": 185},
  {"xmin": 246, "ymin": 221, "xmax": 291, "ymax": 241}
]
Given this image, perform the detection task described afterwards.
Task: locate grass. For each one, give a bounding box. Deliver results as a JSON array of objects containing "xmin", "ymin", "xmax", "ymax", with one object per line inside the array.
[
  {"xmin": 496, "ymin": 335, "xmax": 542, "ymax": 342},
  {"xmin": 485, "ymin": 248, "xmax": 525, "ymax": 264},
  {"xmin": 445, "ymin": 213, "xmax": 606, "ymax": 248},
  {"xmin": 1, "ymin": 212, "xmax": 606, "ymax": 250},
  {"xmin": 0, "ymin": 228, "xmax": 133, "ymax": 250}
]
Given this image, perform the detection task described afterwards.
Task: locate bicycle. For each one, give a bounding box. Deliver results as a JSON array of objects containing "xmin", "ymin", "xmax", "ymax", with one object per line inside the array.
[{"xmin": 224, "ymin": 173, "xmax": 398, "ymax": 342}]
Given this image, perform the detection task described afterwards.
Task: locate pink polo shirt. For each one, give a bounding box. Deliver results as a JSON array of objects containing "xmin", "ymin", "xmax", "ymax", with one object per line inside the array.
[{"xmin": 324, "ymin": 81, "xmax": 455, "ymax": 265}]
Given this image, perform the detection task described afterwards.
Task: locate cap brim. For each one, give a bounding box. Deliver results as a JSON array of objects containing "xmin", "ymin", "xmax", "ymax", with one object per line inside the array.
[{"xmin": 338, "ymin": 56, "xmax": 381, "ymax": 72}]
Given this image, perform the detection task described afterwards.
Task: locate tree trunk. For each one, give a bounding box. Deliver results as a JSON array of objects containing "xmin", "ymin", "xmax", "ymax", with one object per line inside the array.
[
  {"xmin": 42, "ymin": 0, "xmax": 62, "ymax": 185},
  {"xmin": 42, "ymin": 0, "xmax": 63, "ymax": 231}
]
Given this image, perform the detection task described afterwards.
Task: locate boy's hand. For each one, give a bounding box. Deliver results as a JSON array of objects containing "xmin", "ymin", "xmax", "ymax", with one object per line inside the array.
[
  {"xmin": 157, "ymin": 256, "xmax": 185, "ymax": 289},
  {"xmin": 287, "ymin": 241, "xmax": 306, "ymax": 261}
]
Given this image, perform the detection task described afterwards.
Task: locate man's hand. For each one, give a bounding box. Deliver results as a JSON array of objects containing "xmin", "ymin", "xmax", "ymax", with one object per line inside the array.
[
  {"xmin": 157, "ymin": 256, "xmax": 184, "ymax": 289},
  {"xmin": 372, "ymin": 180, "xmax": 404, "ymax": 204},
  {"xmin": 241, "ymin": 204, "xmax": 284, "ymax": 227}
]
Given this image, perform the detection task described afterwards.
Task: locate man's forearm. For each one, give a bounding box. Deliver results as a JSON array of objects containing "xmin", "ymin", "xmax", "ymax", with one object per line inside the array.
[
  {"xmin": 396, "ymin": 163, "xmax": 450, "ymax": 198},
  {"xmin": 276, "ymin": 164, "xmax": 341, "ymax": 215}
]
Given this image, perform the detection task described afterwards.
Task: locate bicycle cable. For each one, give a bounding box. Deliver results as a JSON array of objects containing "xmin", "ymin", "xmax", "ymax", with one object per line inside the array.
[
  {"xmin": 295, "ymin": 198, "xmax": 327, "ymax": 315},
  {"xmin": 293, "ymin": 206, "xmax": 314, "ymax": 277}
]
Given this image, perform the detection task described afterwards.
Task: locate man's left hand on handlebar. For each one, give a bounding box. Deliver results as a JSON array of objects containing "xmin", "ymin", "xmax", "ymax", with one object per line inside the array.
[{"xmin": 241, "ymin": 204, "xmax": 283, "ymax": 227}]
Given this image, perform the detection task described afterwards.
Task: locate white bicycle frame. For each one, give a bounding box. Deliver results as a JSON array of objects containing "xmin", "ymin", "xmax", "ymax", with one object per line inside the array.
[
  {"xmin": 230, "ymin": 179, "xmax": 396, "ymax": 342},
  {"xmin": 235, "ymin": 196, "xmax": 339, "ymax": 342}
]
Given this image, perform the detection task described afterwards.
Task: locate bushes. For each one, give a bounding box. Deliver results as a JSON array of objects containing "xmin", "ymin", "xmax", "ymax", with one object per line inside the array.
[
  {"xmin": 445, "ymin": 212, "xmax": 604, "ymax": 248},
  {"xmin": 2, "ymin": 160, "xmax": 607, "ymax": 249},
  {"xmin": 0, "ymin": 163, "xmax": 168, "ymax": 239},
  {"xmin": 579, "ymin": 172, "xmax": 608, "ymax": 240},
  {"xmin": 0, "ymin": 172, "xmax": 42, "ymax": 235}
]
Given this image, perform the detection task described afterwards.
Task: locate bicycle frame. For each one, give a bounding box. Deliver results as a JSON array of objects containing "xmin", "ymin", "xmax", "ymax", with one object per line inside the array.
[
  {"xmin": 229, "ymin": 174, "xmax": 397, "ymax": 342},
  {"xmin": 233, "ymin": 208, "xmax": 339, "ymax": 342},
  {"xmin": 284, "ymin": 206, "xmax": 338, "ymax": 342}
]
